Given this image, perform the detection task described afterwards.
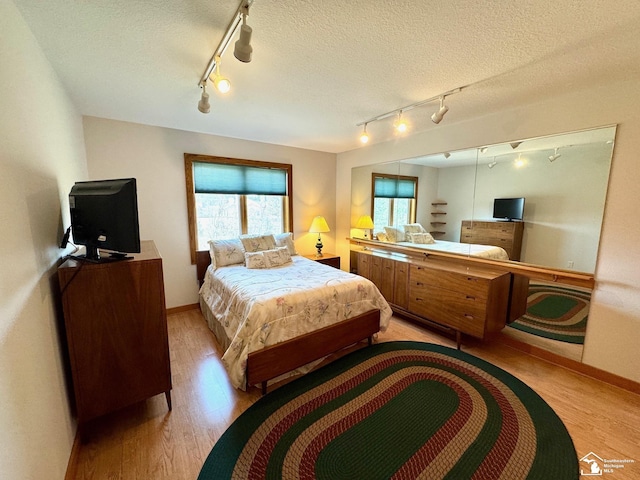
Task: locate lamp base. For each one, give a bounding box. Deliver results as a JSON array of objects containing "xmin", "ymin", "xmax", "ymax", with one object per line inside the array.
[{"xmin": 315, "ymin": 235, "xmax": 323, "ymax": 257}]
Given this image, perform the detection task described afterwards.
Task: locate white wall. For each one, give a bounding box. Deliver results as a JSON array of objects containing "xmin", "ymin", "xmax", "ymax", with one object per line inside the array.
[
  {"xmin": 336, "ymin": 79, "xmax": 640, "ymax": 383},
  {"xmin": 0, "ymin": 2, "xmax": 87, "ymax": 478},
  {"xmin": 83, "ymin": 117, "xmax": 337, "ymax": 308}
]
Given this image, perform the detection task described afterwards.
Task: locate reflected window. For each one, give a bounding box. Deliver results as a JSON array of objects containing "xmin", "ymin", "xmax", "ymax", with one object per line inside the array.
[{"xmin": 371, "ymin": 173, "xmax": 418, "ymax": 232}]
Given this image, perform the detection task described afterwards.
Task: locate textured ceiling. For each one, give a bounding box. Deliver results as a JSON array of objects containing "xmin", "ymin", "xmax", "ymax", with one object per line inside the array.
[{"xmin": 13, "ymin": 0, "xmax": 640, "ymax": 153}]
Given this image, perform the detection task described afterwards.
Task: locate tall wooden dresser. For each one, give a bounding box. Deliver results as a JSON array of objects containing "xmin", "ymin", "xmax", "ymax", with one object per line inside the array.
[
  {"xmin": 460, "ymin": 220, "xmax": 525, "ymax": 260},
  {"xmin": 58, "ymin": 240, "xmax": 172, "ymax": 427}
]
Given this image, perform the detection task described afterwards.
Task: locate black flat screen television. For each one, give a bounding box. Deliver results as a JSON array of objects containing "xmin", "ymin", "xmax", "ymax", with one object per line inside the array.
[
  {"xmin": 493, "ymin": 197, "xmax": 525, "ymax": 221},
  {"xmin": 69, "ymin": 178, "xmax": 141, "ymax": 261}
]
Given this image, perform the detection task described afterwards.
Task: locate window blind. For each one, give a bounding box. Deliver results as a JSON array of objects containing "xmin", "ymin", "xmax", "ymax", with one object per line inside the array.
[
  {"xmin": 373, "ymin": 176, "xmax": 416, "ymax": 199},
  {"xmin": 194, "ymin": 162, "xmax": 288, "ymax": 195}
]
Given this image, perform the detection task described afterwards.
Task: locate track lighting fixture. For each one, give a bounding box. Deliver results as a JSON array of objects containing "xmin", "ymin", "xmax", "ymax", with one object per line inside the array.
[
  {"xmin": 431, "ymin": 96, "xmax": 449, "ymax": 124},
  {"xmin": 210, "ymin": 56, "xmax": 231, "ymax": 93},
  {"xmin": 360, "ymin": 124, "xmax": 370, "ymax": 144},
  {"xmin": 487, "ymin": 158, "xmax": 497, "ymax": 169},
  {"xmin": 197, "ymin": 0, "xmax": 256, "ymax": 113},
  {"xmin": 443, "ymin": 152, "xmax": 451, "ymax": 159},
  {"xmin": 197, "ymin": 84, "xmax": 210, "ymax": 113},
  {"xmin": 234, "ymin": 8, "xmax": 253, "ymax": 63},
  {"xmin": 510, "ymin": 141, "xmax": 522, "ymax": 150},
  {"xmin": 394, "ymin": 111, "xmax": 408, "ymax": 133},
  {"xmin": 548, "ymin": 147, "xmax": 561, "ymax": 162},
  {"xmin": 355, "ymin": 86, "xmax": 463, "ymax": 144},
  {"xmin": 480, "ymin": 147, "xmax": 489, "ymax": 153}
]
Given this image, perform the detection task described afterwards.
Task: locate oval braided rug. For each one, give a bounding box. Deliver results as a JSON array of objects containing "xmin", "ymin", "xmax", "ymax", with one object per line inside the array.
[{"xmin": 198, "ymin": 341, "xmax": 578, "ymax": 480}]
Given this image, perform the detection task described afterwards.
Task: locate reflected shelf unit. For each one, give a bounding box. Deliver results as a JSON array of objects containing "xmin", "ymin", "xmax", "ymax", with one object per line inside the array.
[{"xmin": 430, "ymin": 202, "xmax": 447, "ymax": 236}]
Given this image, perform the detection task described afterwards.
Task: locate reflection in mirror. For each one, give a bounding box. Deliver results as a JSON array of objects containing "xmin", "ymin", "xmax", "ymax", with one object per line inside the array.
[{"xmin": 350, "ymin": 125, "xmax": 616, "ymax": 363}]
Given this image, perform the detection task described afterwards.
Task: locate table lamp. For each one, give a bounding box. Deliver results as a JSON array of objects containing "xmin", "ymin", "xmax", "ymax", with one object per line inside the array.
[
  {"xmin": 309, "ymin": 215, "xmax": 330, "ymax": 257},
  {"xmin": 355, "ymin": 215, "xmax": 374, "ymax": 239}
]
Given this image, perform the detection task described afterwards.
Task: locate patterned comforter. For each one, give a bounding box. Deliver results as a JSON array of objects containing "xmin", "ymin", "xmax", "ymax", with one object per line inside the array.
[{"xmin": 199, "ymin": 255, "xmax": 393, "ymax": 389}]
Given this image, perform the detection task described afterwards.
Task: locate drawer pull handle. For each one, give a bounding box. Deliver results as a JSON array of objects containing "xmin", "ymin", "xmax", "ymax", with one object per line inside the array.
[
  {"xmin": 415, "ymin": 297, "xmax": 424, "ymax": 302},
  {"xmin": 466, "ymin": 295, "xmax": 475, "ymax": 300},
  {"xmin": 464, "ymin": 314, "xmax": 474, "ymax": 320},
  {"xmin": 416, "ymin": 282, "xmax": 424, "ymax": 286}
]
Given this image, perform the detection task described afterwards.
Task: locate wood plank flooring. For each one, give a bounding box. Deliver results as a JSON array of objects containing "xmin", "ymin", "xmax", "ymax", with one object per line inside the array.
[{"xmin": 67, "ymin": 309, "xmax": 640, "ymax": 479}]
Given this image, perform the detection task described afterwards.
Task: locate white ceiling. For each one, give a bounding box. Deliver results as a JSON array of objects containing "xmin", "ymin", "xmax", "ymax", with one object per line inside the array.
[{"xmin": 13, "ymin": 0, "xmax": 640, "ymax": 154}]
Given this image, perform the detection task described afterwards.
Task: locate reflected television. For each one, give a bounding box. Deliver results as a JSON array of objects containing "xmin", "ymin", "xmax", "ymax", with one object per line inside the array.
[{"xmin": 493, "ymin": 197, "xmax": 525, "ymax": 221}]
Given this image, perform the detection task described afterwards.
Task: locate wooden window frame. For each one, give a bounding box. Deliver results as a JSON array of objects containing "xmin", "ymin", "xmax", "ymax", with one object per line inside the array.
[
  {"xmin": 370, "ymin": 173, "xmax": 418, "ymax": 226},
  {"xmin": 184, "ymin": 153, "xmax": 293, "ymax": 264}
]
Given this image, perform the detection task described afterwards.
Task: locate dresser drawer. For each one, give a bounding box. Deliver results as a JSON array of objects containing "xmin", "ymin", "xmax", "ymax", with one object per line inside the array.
[
  {"xmin": 410, "ymin": 265, "xmax": 491, "ymax": 300},
  {"xmin": 409, "ymin": 285, "xmax": 486, "ymax": 337}
]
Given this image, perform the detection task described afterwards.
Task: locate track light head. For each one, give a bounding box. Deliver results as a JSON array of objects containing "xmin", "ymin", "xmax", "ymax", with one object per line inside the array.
[
  {"xmin": 210, "ymin": 56, "xmax": 231, "ymax": 94},
  {"xmin": 487, "ymin": 158, "xmax": 497, "ymax": 169},
  {"xmin": 394, "ymin": 111, "xmax": 408, "ymax": 133},
  {"xmin": 198, "ymin": 85, "xmax": 210, "ymax": 114},
  {"xmin": 510, "ymin": 141, "xmax": 522, "ymax": 150},
  {"xmin": 548, "ymin": 147, "xmax": 561, "ymax": 162},
  {"xmin": 431, "ymin": 97, "xmax": 449, "ymax": 124},
  {"xmin": 360, "ymin": 124, "xmax": 370, "ymax": 144},
  {"xmin": 234, "ymin": 18, "xmax": 253, "ymax": 63},
  {"xmin": 443, "ymin": 152, "xmax": 451, "ymax": 159}
]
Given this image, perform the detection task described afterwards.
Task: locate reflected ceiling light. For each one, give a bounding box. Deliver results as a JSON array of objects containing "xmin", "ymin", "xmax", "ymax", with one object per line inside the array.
[
  {"xmin": 548, "ymin": 147, "xmax": 561, "ymax": 162},
  {"xmin": 431, "ymin": 96, "xmax": 449, "ymax": 124},
  {"xmin": 394, "ymin": 111, "xmax": 408, "ymax": 133},
  {"xmin": 197, "ymin": 84, "xmax": 210, "ymax": 113},
  {"xmin": 360, "ymin": 124, "xmax": 370, "ymax": 144},
  {"xmin": 488, "ymin": 158, "xmax": 497, "ymax": 168},
  {"xmin": 210, "ymin": 56, "xmax": 231, "ymax": 93},
  {"xmin": 234, "ymin": 7, "xmax": 253, "ymax": 62},
  {"xmin": 514, "ymin": 153, "xmax": 525, "ymax": 168},
  {"xmin": 443, "ymin": 152, "xmax": 451, "ymax": 159},
  {"xmin": 510, "ymin": 141, "xmax": 522, "ymax": 149},
  {"xmin": 355, "ymin": 86, "xmax": 463, "ymax": 144}
]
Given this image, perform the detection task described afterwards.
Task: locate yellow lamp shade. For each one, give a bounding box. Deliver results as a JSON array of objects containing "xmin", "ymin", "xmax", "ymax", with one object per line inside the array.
[
  {"xmin": 355, "ymin": 215, "xmax": 374, "ymax": 229},
  {"xmin": 309, "ymin": 216, "xmax": 330, "ymax": 233}
]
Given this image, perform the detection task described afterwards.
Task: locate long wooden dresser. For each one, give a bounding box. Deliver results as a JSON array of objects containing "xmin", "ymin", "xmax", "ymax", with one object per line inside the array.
[
  {"xmin": 355, "ymin": 250, "xmax": 527, "ymax": 347},
  {"xmin": 460, "ymin": 220, "xmax": 525, "ymax": 261}
]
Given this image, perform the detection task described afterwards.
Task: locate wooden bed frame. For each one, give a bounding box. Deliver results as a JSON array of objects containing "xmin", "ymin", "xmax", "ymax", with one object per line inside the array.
[{"xmin": 196, "ymin": 250, "xmax": 381, "ymax": 394}]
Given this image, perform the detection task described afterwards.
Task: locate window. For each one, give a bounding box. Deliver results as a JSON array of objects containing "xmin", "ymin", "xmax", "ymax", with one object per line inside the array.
[
  {"xmin": 185, "ymin": 154, "xmax": 293, "ymax": 263},
  {"xmin": 371, "ymin": 173, "xmax": 418, "ymax": 232}
]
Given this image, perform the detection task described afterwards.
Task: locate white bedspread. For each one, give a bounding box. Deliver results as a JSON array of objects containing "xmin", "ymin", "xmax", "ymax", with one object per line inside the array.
[
  {"xmin": 199, "ymin": 255, "xmax": 392, "ymax": 389},
  {"xmin": 396, "ymin": 240, "xmax": 509, "ymax": 260}
]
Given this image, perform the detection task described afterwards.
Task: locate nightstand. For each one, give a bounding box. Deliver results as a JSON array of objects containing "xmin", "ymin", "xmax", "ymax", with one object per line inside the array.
[{"xmin": 303, "ymin": 253, "xmax": 341, "ymax": 269}]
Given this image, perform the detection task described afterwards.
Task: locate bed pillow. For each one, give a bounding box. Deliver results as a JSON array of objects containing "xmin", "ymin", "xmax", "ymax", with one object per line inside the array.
[
  {"xmin": 263, "ymin": 246, "xmax": 293, "ymax": 267},
  {"xmin": 274, "ymin": 232, "xmax": 297, "ymax": 256},
  {"xmin": 244, "ymin": 251, "xmax": 269, "ymax": 269},
  {"xmin": 208, "ymin": 238, "xmax": 246, "ymax": 268},
  {"xmin": 375, "ymin": 232, "xmax": 388, "ymax": 242},
  {"xmin": 244, "ymin": 246, "xmax": 292, "ymax": 269},
  {"xmin": 240, "ymin": 234, "xmax": 277, "ymax": 253},
  {"xmin": 383, "ymin": 226, "xmax": 406, "ymax": 243},
  {"xmin": 407, "ymin": 232, "xmax": 435, "ymax": 244},
  {"xmin": 403, "ymin": 223, "xmax": 427, "ymax": 234}
]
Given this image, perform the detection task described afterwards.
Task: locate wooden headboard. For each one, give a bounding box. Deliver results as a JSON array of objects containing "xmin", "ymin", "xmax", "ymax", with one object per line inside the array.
[{"xmin": 196, "ymin": 250, "xmax": 212, "ymax": 285}]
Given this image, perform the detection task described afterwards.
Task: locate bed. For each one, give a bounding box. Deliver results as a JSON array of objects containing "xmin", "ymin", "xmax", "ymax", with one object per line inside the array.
[
  {"xmin": 396, "ymin": 239, "xmax": 509, "ymax": 260},
  {"xmin": 377, "ymin": 224, "xmax": 509, "ymax": 261},
  {"xmin": 197, "ymin": 237, "xmax": 392, "ymax": 393}
]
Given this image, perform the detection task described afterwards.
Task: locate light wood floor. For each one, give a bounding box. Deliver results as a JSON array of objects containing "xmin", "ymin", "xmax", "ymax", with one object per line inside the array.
[{"xmin": 67, "ymin": 309, "xmax": 640, "ymax": 479}]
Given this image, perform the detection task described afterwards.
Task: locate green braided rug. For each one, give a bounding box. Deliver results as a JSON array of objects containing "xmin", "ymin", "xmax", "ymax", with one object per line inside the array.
[
  {"xmin": 198, "ymin": 341, "xmax": 578, "ymax": 480},
  {"xmin": 509, "ymin": 284, "xmax": 590, "ymax": 344}
]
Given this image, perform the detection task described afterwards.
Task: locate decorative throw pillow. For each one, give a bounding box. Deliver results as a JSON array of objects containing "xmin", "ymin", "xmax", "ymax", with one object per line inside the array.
[
  {"xmin": 240, "ymin": 234, "xmax": 277, "ymax": 253},
  {"xmin": 407, "ymin": 232, "xmax": 435, "ymax": 244},
  {"xmin": 263, "ymin": 246, "xmax": 293, "ymax": 267},
  {"xmin": 208, "ymin": 238, "xmax": 245, "ymax": 268},
  {"xmin": 274, "ymin": 232, "xmax": 297, "ymax": 256},
  {"xmin": 403, "ymin": 223, "xmax": 427, "ymax": 234},
  {"xmin": 383, "ymin": 226, "xmax": 406, "ymax": 243},
  {"xmin": 244, "ymin": 251, "xmax": 269, "ymax": 269},
  {"xmin": 375, "ymin": 232, "xmax": 388, "ymax": 242}
]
